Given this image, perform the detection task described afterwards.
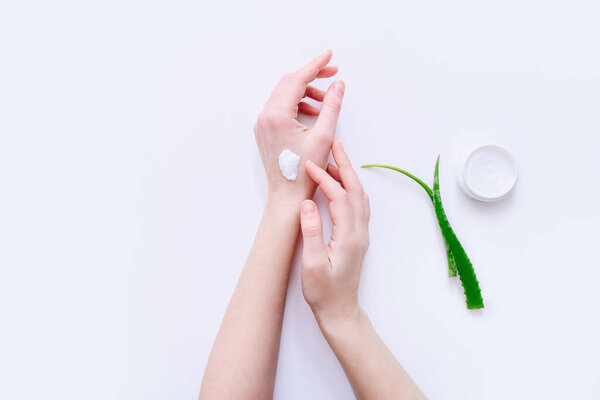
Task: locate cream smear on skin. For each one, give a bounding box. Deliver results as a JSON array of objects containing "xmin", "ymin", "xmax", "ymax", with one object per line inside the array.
[{"xmin": 278, "ymin": 149, "xmax": 301, "ymax": 181}]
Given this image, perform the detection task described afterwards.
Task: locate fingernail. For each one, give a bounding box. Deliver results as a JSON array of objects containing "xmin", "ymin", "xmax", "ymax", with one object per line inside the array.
[
  {"xmin": 333, "ymin": 81, "xmax": 345, "ymax": 95},
  {"xmin": 301, "ymin": 200, "xmax": 316, "ymax": 215}
]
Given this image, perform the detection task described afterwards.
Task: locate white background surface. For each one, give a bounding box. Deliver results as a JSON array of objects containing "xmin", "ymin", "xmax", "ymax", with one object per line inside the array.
[{"xmin": 1, "ymin": 1, "xmax": 599, "ymax": 399}]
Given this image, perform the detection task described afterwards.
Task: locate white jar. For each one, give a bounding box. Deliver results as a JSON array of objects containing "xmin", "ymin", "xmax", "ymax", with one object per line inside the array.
[{"xmin": 458, "ymin": 144, "xmax": 518, "ymax": 202}]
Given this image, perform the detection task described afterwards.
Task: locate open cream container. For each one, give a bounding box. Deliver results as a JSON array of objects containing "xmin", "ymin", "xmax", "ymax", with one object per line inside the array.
[{"xmin": 458, "ymin": 144, "xmax": 518, "ymax": 202}]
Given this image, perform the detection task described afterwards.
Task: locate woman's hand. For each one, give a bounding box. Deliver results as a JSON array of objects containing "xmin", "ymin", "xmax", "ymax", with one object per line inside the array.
[
  {"xmin": 254, "ymin": 50, "xmax": 345, "ymax": 203},
  {"xmin": 299, "ymin": 141, "xmax": 370, "ymax": 326},
  {"xmin": 299, "ymin": 143, "xmax": 427, "ymax": 400}
]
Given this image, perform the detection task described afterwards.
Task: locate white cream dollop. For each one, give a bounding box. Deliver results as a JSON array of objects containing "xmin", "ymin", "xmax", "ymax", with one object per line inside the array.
[{"xmin": 278, "ymin": 149, "xmax": 300, "ymax": 181}]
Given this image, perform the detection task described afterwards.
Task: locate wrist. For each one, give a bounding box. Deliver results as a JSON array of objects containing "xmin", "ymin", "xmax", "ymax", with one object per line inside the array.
[
  {"xmin": 266, "ymin": 185, "xmax": 310, "ymax": 211},
  {"xmin": 266, "ymin": 192, "xmax": 303, "ymax": 210},
  {"xmin": 267, "ymin": 178, "xmax": 317, "ymax": 205},
  {"xmin": 263, "ymin": 193, "xmax": 304, "ymax": 228},
  {"xmin": 315, "ymin": 306, "xmax": 366, "ymax": 340}
]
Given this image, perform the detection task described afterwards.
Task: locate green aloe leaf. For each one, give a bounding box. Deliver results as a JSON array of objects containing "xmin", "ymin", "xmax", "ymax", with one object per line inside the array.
[
  {"xmin": 361, "ymin": 158, "xmax": 484, "ymax": 308},
  {"xmin": 361, "ymin": 164, "xmax": 458, "ymax": 277},
  {"xmin": 432, "ymin": 156, "xmax": 483, "ymax": 309},
  {"xmin": 444, "ymin": 241, "xmax": 458, "ymax": 278}
]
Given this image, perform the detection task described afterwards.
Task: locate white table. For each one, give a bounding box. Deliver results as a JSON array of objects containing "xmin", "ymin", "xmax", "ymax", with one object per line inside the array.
[{"xmin": 1, "ymin": 1, "xmax": 599, "ymax": 399}]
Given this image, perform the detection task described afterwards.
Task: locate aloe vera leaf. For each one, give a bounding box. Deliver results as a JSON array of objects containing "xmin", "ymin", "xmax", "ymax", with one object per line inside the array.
[
  {"xmin": 361, "ymin": 164, "xmax": 433, "ymax": 200},
  {"xmin": 361, "ymin": 164, "xmax": 458, "ymax": 277},
  {"xmin": 433, "ymin": 156, "xmax": 484, "ymax": 309},
  {"xmin": 444, "ymin": 241, "xmax": 458, "ymax": 277}
]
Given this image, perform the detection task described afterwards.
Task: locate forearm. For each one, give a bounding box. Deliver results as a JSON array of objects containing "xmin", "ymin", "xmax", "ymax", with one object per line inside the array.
[
  {"xmin": 200, "ymin": 195, "xmax": 302, "ymax": 399},
  {"xmin": 318, "ymin": 309, "xmax": 427, "ymax": 400}
]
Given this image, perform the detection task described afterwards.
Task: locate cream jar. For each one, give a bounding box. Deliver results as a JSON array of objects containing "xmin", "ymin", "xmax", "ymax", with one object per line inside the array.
[{"xmin": 458, "ymin": 144, "xmax": 518, "ymax": 202}]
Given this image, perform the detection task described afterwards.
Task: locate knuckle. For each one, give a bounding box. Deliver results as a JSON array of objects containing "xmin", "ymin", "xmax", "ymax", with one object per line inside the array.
[
  {"xmin": 324, "ymin": 99, "xmax": 342, "ymax": 114},
  {"xmin": 336, "ymin": 193, "xmax": 350, "ymax": 205},
  {"xmin": 255, "ymin": 112, "xmax": 268, "ymax": 129},
  {"xmin": 340, "ymin": 158, "xmax": 351, "ymax": 168},
  {"xmin": 350, "ymin": 192, "xmax": 367, "ymax": 210},
  {"xmin": 253, "ymin": 116, "xmax": 264, "ymax": 134},
  {"xmin": 302, "ymin": 223, "xmax": 322, "ymax": 238}
]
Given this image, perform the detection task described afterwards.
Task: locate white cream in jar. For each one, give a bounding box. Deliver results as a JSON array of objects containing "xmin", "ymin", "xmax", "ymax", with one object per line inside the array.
[{"xmin": 458, "ymin": 144, "xmax": 518, "ymax": 202}]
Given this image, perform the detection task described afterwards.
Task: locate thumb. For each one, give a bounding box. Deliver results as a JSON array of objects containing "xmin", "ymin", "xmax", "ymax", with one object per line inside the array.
[
  {"xmin": 300, "ymin": 200, "xmax": 328, "ymax": 271},
  {"xmin": 313, "ymin": 80, "xmax": 345, "ymax": 137}
]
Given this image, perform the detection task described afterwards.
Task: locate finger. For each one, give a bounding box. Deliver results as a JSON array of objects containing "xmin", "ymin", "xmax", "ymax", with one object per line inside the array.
[
  {"xmin": 305, "ymin": 160, "xmax": 346, "ymax": 201},
  {"xmin": 317, "ymin": 65, "xmax": 338, "ymax": 78},
  {"xmin": 304, "ymin": 86, "xmax": 325, "ymax": 102},
  {"xmin": 332, "ymin": 141, "xmax": 364, "ymax": 193},
  {"xmin": 326, "ymin": 163, "xmax": 342, "ymax": 184},
  {"xmin": 296, "ymin": 50, "xmax": 333, "ymax": 84},
  {"xmin": 300, "ymin": 200, "xmax": 329, "ymax": 271},
  {"xmin": 313, "ymin": 81, "xmax": 345, "ymax": 138},
  {"xmin": 266, "ymin": 51, "xmax": 333, "ymax": 112},
  {"xmin": 298, "ymin": 102, "xmax": 320, "ymax": 116}
]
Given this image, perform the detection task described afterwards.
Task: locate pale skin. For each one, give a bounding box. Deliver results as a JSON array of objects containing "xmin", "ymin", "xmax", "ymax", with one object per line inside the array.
[{"xmin": 199, "ymin": 51, "xmax": 426, "ymax": 400}]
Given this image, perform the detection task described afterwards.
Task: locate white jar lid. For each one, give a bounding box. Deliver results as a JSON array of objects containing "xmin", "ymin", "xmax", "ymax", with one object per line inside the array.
[{"xmin": 458, "ymin": 144, "xmax": 518, "ymax": 202}]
